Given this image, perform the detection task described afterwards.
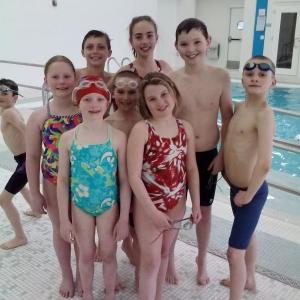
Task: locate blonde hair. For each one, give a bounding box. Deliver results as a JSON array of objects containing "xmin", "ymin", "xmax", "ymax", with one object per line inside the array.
[{"xmin": 139, "ymin": 72, "xmax": 181, "ymax": 119}]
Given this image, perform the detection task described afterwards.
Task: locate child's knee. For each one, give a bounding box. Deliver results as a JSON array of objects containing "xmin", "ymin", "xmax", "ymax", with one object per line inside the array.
[
  {"xmin": 227, "ymin": 247, "xmax": 244, "ymax": 265},
  {"xmin": 80, "ymin": 248, "xmax": 95, "ymax": 264},
  {"xmin": 141, "ymin": 254, "xmax": 160, "ymax": 272}
]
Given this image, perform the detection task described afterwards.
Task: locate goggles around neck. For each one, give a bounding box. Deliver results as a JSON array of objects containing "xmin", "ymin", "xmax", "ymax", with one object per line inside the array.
[
  {"xmin": 0, "ymin": 85, "xmax": 23, "ymax": 97},
  {"xmin": 243, "ymin": 62, "xmax": 275, "ymax": 74},
  {"xmin": 114, "ymin": 78, "xmax": 139, "ymax": 89}
]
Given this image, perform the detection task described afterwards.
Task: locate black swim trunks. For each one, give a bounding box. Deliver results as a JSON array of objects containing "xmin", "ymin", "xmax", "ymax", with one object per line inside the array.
[
  {"xmin": 5, "ymin": 153, "xmax": 28, "ymax": 195},
  {"xmin": 196, "ymin": 148, "xmax": 218, "ymax": 206}
]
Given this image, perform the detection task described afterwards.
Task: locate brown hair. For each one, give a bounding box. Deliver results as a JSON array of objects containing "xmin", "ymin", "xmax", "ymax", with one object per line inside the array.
[
  {"xmin": 44, "ymin": 55, "xmax": 76, "ymax": 76},
  {"xmin": 129, "ymin": 15, "xmax": 158, "ymax": 57},
  {"xmin": 139, "ymin": 72, "xmax": 181, "ymax": 119}
]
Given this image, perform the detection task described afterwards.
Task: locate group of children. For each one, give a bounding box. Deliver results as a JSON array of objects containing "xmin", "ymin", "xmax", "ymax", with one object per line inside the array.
[{"xmin": 0, "ymin": 16, "xmax": 275, "ymax": 300}]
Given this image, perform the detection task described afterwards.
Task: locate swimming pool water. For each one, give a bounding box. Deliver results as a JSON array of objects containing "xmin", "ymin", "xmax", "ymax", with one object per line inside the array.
[{"xmin": 232, "ymin": 82, "xmax": 300, "ymax": 178}]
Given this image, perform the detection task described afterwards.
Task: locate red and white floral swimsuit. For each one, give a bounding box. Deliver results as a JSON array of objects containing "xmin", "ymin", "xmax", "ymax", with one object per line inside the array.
[{"xmin": 142, "ymin": 119, "xmax": 187, "ymax": 212}]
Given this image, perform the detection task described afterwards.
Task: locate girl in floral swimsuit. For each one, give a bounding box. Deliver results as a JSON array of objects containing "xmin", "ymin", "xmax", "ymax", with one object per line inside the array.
[
  {"xmin": 127, "ymin": 72, "xmax": 202, "ymax": 300},
  {"xmin": 26, "ymin": 56, "xmax": 82, "ymax": 298}
]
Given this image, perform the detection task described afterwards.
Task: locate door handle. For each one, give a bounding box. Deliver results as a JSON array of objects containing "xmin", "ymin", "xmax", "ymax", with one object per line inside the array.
[{"xmin": 228, "ymin": 36, "xmax": 242, "ymax": 42}]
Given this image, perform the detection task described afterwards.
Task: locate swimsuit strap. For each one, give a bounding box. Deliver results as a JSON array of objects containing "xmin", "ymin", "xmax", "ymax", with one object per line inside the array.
[
  {"xmin": 155, "ymin": 60, "xmax": 162, "ymax": 72},
  {"xmin": 46, "ymin": 99, "xmax": 51, "ymax": 116},
  {"xmin": 107, "ymin": 124, "xmax": 112, "ymax": 142}
]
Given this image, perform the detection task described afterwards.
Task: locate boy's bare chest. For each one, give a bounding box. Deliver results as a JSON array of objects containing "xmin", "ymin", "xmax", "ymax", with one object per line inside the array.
[{"xmin": 230, "ymin": 110, "xmax": 256, "ymax": 136}]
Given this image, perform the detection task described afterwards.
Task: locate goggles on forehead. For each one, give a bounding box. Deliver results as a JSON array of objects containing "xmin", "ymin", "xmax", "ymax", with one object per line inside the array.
[
  {"xmin": 114, "ymin": 78, "xmax": 139, "ymax": 89},
  {"xmin": 73, "ymin": 79, "xmax": 111, "ymax": 104},
  {"xmin": 243, "ymin": 62, "xmax": 275, "ymax": 74},
  {"xmin": 0, "ymin": 85, "xmax": 23, "ymax": 97}
]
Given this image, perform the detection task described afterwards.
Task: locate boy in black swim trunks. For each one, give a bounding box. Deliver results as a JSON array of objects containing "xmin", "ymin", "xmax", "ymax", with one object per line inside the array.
[
  {"xmin": 170, "ymin": 18, "xmax": 233, "ymax": 284},
  {"xmin": 222, "ymin": 56, "xmax": 276, "ymax": 299},
  {"xmin": 0, "ymin": 78, "xmax": 38, "ymax": 250}
]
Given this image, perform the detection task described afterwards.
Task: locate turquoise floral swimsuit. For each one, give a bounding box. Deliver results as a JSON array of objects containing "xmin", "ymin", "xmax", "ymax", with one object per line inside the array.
[{"xmin": 70, "ymin": 125, "xmax": 118, "ymax": 216}]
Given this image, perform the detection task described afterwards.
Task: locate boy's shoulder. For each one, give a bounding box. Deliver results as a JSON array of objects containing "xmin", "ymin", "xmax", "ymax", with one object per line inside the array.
[{"xmin": 1, "ymin": 106, "xmax": 18, "ymax": 118}]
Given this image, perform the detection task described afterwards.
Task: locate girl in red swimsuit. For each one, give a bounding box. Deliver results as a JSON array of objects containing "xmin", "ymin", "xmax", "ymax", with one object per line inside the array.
[
  {"xmin": 127, "ymin": 72, "xmax": 201, "ymax": 300},
  {"xmin": 119, "ymin": 15, "xmax": 172, "ymax": 78}
]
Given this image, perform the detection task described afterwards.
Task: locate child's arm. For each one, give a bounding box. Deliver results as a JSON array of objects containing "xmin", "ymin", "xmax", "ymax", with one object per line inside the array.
[
  {"xmin": 209, "ymin": 71, "xmax": 233, "ymax": 174},
  {"xmin": 113, "ymin": 130, "xmax": 131, "ymax": 241},
  {"xmin": 127, "ymin": 122, "xmax": 172, "ymax": 229},
  {"xmin": 57, "ymin": 131, "xmax": 75, "ymax": 243},
  {"xmin": 234, "ymin": 108, "xmax": 275, "ymax": 206},
  {"xmin": 25, "ymin": 110, "xmax": 47, "ymax": 214},
  {"xmin": 182, "ymin": 120, "xmax": 202, "ymax": 224},
  {"xmin": 2, "ymin": 109, "xmax": 26, "ymax": 133}
]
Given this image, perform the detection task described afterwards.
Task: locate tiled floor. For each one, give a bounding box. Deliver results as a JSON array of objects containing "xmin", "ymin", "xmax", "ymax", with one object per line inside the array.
[{"xmin": 0, "ymin": 92, "xmax": 300, "ymax": 299}]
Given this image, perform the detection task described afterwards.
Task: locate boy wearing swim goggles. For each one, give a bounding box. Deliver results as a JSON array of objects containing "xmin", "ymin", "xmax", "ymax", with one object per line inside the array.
[{"xmin": 221, "ymin": 55, "xmax": 276, "ymax": 300}]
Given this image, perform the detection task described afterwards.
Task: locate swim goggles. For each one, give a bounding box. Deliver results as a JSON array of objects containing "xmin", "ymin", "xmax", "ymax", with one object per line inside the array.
[
  {"xmin": 114, "ymin": 78, "xmax": 139, "ymax": 89},
  {"xmin": 0, "ymin": 85, "xmax": 23, "ymax": 97},
  {"xmin": 243, "ymin": 62, "xmax": 275, "ymax": 74},
  {"xmin": 73, "ymin": 76, "xmax": 111, "ymax": 103}
]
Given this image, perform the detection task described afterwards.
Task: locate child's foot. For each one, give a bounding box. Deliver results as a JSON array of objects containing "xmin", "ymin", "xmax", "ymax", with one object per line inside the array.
[
  {"xmin": 165, "ymin": 260, "xmax": 179, "ymax": 284},
  {"xmin": 121, "ymin": 240, "xmax": 135, "ymax": 265},
  {"xmin": 59, "ymin": 277, "xmax": 75, "ymax": 298},
  {"xmin": 23, "ymin": 209, "xmax": 42, "ymax": 218},
  {"xmin": 75, "ymin": 273, "xmax": 83, "ymax": 297},
  {"xmin": 220, "ymin": 277, "xmax": 257, "ymax": 292},
  {"xmin": 82, "ymin": 291, "xmax": 93, "ymax": 300},
  {"xmin": 115, "ymin": 275, "xmax": 125, "ymax": 291},
  {"xmin": 0, "ymin": 237, "xmax": 27, "ymax": 250},
  {"xmin": 196, "ymin": 256, "xmax": 210, "ymax": 285}
]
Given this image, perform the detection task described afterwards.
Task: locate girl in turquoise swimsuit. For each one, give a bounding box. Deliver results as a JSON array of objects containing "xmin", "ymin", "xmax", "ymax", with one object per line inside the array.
[{"xmin": 57, "ymin": 76, "xmax": 131, "ymax": 300}]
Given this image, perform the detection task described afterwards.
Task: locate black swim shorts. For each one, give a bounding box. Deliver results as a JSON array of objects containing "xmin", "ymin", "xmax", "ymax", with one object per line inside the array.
[
  {"xmin": 5, "ymin": 153, "xmax": 28, "ymax": 195},
  {"xmin": 196, "ymin": 148, "xmax": 218, "ymax": 206}
]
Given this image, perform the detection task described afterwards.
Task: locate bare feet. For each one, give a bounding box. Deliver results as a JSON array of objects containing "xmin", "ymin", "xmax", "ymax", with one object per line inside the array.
[
  {"xmin": 121, "ymin": 238, "xmax": 135, "ymax": 265},
  {"xmin": 75, "ymin": 273, "xmax": 83, "ymax": 297},
  {"xmin": 59, "ymin": 277, "xmax": 75, "ymax": 298},
  {"xmin": 0, "ymin": 237, "xmax": 27, "ymax": 250},
  {"xmin": 23, "ymin": 209, "xmax": 42, "ymax": 218},
  {"xmin": 115, "ymin": 275, "xmax": 125, "ymax": 291},
  {"xmin": 196, "ymin": 256, "xmax": 210, "ymax": 285},
  {"xmin": 165, "ymin": 259, "xmax": 179, "ymax": 284},
  {"xmin": 94, "ymin": 246, "xmax": 102, "ymax": 262},
  {"xmin": 220, "ymin": 277, "xmax": 257, "ymax": 292}
]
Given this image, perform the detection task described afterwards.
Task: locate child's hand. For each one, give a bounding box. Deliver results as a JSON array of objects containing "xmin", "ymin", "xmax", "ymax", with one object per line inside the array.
[
  {"xmin": 60, "ymin": 222, "xmax": 75, "ymax": 244},
  {"xmin": 233, "ymin": 190, "xmax": 251, "ymax": 207},
  {"xmin": 113, "ymin": 219, "xmax": 129, "ymax": 242},
  {"xmin": 191, "ymin": 205, "xmax": 202, "ymax": 224},
  {"xmin": 31, "ymin": 192, "xmax": 47, "ymax": 215},
  {"xmin": 152, "ymin": 210, "xmax": 172, "ymax": 230},
  {"xmin": 208, "ymin": 152, "xmax": 223, "ymax": 174}
]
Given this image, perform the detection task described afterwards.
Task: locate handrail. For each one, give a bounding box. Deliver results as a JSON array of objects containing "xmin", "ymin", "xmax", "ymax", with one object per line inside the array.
[
  {"xmin": 106, "ymin": 57, "xmax": 121, "ymax": 72},
  {"xmin": 233, "ymin": 99, "xmax": 300, "ymax": 118},
  {"xmin": 0, "ymin": 59, "xmax": 44, "ymax": 68},
  {"xmin": 121, "ymin": 57, "xmax": 131, "ymax": 66}
]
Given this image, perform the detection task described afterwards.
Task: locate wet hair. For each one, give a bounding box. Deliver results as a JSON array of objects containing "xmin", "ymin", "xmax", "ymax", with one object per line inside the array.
[
  {"xmin": 139, "ymin": 72, "xmax": 181, "ymax": 119},
  {"xmin": 129, "ymin": 15, "xmax": 158, "ymax": 57},
  {"xmin": 0, "ymin": 78, "xmax": 18, "ymax": 96},
  {"xmin": 175, "ymin": 18, "xmax": 209, "ymax": 44},
  {"xmin": 245, "ymin": 55, "xmax": 276, "ymax": 74},
  {"xmin": 81, "ymin": 30, "xmax": 111, "ymax": 51},
  {"xmin": 44, "ymin": 55, "xmax": 76, "ymax": 77}
]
